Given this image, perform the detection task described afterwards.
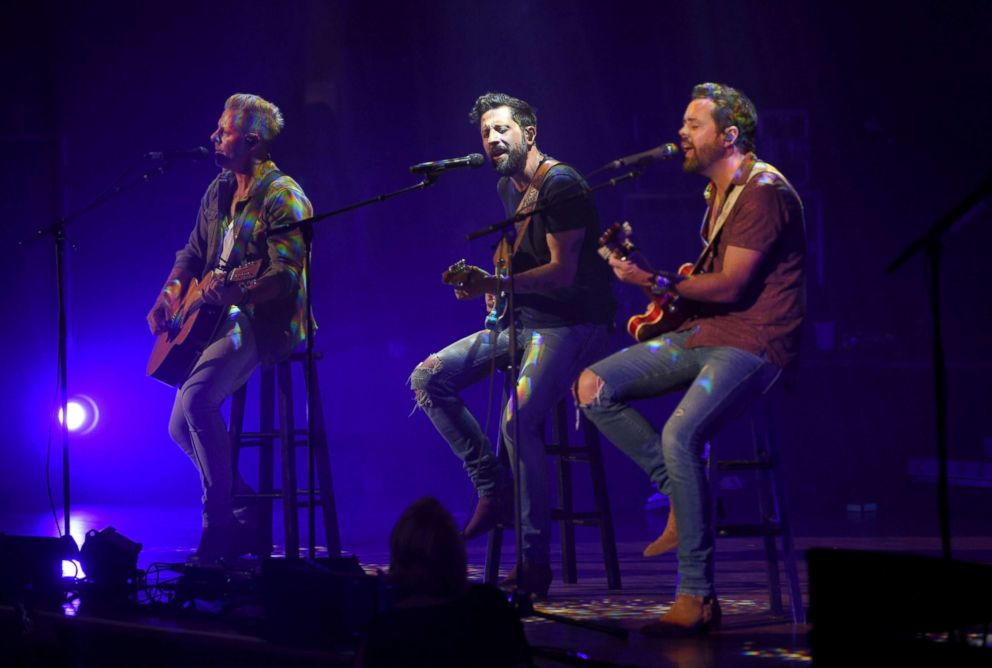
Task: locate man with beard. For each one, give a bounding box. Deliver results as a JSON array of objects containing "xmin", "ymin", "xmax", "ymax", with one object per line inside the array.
[
  {"xmin": 576, "ymin": 83, "xmax": 805, "ymax": 636},
  {"xmin": 410, "ymin": 92, "xmax": 614, "ymax": 597},
  {"xmin": 147, "ymin": 94, "xmax": 311, "ymax": 565}
]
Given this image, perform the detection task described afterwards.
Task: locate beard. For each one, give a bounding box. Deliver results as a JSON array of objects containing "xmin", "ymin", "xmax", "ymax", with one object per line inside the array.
[
  {"xmin": 492, "ymin": 138, "xmax": 529, "ymax": 176},
  {"xmin": 682, "ymin": 138, "xmax": 723, "ymax": 174}
]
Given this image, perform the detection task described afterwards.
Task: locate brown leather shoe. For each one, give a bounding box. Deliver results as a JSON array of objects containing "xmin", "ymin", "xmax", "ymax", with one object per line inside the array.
[
  {"xmin": 641, "ymin": 594, "xmax": 721, "ymax": 638},
  {"xmin": 462, "ymin": 495, "xmax": 508, "ymax": 540},
  {"xmin": 643, "ymin": 503, "xmax": 678, "ymax": 557},
  {"xmin": 500, "ymin": 561, "xmax": 552, "ymax": 599}
]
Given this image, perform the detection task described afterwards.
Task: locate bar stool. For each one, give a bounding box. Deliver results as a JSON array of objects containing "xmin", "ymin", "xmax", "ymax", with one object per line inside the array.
[
  {"xmin": 483, "ymin": 392, "xmax": 622, "ymax": 590},
  {"xmin": 710, "ymin": 387, "xmax": 805, "ymax": 623},
  {"xmin": 228, "ymin": 352, "xmax": 341, "ymax": 559}
]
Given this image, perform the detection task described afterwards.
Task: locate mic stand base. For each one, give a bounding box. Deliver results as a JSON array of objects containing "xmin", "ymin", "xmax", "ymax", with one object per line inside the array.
[{"xmin": 506, "ymin": 589, "xmax": 629, "ymax": 639}]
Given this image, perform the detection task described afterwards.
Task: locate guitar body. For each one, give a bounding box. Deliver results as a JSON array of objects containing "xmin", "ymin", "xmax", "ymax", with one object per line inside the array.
[
  {"xmin": 626, "ymin": 262, "xmax": 694, "ymax": 341},
  {"xmin": 598, "ymin": 221, "xmax": 705, "ymax": 342},
  {"xmin": 147, "ymin": 260, "xmax": 263, "ymax": 387}
]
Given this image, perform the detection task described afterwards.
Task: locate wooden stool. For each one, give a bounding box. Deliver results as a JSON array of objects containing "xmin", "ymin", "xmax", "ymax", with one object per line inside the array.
[
  {"xmin": 229, "ymin": 352, "xmax": 341, "ymax": 559},
  {"xmin": 484, "ymin": 395, "xmax": 622, "ymax": 590},
  {"xmin": 711, "ymin": 390, "xmax": 805, "ymax": 623}
]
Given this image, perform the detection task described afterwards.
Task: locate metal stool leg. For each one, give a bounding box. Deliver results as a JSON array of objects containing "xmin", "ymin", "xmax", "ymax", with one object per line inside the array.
[
  {"xmin": 760, "ymin": 396, "xmax": 805, "ymax": 623},
  {"xmin": 307, "ymin": 367, "xmax": 341, "ymax": 556},
  {"xmin": 553, "ymin": 401, "xmax": 578, "ymax": 584},
  {"xmin": 752, "ymin": 412, "xmax": 784, "ymax": 615},
  {"xmin": 277, "ymin": 360, "xmax": 299, "ymax": 559},
  {"xmin": 582, "ymin": 414, "xmax": 622, "ymax": 590}
]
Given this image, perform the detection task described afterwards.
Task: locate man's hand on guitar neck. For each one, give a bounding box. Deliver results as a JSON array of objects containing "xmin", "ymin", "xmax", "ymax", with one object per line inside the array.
[
  {"xmin": 442, "ymin": 263, "xmax": 501, "ymax": 301},
  {"xmin": 608, "ymin": 254, "xmax": 655, "ymax": 289},
  {"xmin": 453, "ymin": 269, "xmax": 500, "ymax": 301}
]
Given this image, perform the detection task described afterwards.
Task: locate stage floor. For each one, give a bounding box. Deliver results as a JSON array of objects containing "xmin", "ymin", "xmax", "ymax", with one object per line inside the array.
[{"xmin": 3, "ymin": 506, "xmax": 992, "ymax": 667}]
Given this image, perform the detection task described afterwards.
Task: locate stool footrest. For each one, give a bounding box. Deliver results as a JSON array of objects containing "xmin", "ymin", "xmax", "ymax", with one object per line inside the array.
[
  {"xmin": 544, "ymin": 446, "xmax": 594, "ymax": 460},
  {"xmin": 716, "ymin": 459, "xmax": 772, "ymax": 471},
  {"xmin": 232, "ymin": 431, "xmax": 310, "ymax": 441},
  {"xmin": 233, "ymin": 490, "xmax": 326, "ymax": 499},
  {"xmin": 551, "ymin": 510, "xmax": 603, "ymax": 525},
  {"xmin": 716, "ymin": 523, "xmax": 784, "ymax": 537}
]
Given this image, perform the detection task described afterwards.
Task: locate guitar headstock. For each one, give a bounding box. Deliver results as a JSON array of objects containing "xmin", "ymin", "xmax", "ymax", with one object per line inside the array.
[
  {"xmin": 442, "ymin": 259, "xmax": 476, "ymax": 288},
  {"xmin": 597, "ymin": 221, "xmax": 638, "ymax": 261}
]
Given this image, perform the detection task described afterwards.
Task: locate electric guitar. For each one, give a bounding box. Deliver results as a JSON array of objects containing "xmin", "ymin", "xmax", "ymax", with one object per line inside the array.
[
  {"xmin": 598, "ymin": 222, "xmax": 696, "ymax": 342},
  {"xmin": 147, "ymin": 259, "xmax": 263, "ymax": 386},
  {"xmin": 442, "ymin": 255, "xmax": 508, "ymax": 331}
]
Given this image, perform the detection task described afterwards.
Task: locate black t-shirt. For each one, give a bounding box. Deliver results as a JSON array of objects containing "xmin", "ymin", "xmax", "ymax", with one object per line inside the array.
[
  {"xmin": 497, "ymin": 161, "xmax": 615, "ymax": 328},
  {"xmin": 360, "ymin": 584, "xmax": 529, "ymax": 668}
]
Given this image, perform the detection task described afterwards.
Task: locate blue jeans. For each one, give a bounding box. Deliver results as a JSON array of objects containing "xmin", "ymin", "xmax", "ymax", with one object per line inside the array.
[
  {"xmin": 580, "ymin": 328, "xmax": 780, "ymax": 596},
  {"xmin": 410, "ymin": 322, "xmax": 609, "ymax": 563},
  {"xmin": 169, "ymin": 310, "xmax": 259, "ymax": 528}
]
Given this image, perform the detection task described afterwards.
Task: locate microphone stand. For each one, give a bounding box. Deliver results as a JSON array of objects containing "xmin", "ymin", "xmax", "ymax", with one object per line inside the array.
[
  {"xmin": 885, "ymin": 171, "xmax": 992, "ymax": 562},
  {"xmin": 465, "ymin": 166, "xmax": 650, "ymax": 641},
  {"xmin": 266, "ymin": 173, "xmax": 439, "ymax": 558},
  {"xmin": 17, "ymin": 160, "xmax": 180, "ymax": 541}
]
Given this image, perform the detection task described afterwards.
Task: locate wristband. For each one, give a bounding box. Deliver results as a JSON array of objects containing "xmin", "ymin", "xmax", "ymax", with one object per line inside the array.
[{"xmin": 649, "ymin": 272, "xmax": 683, "ymax": 295}]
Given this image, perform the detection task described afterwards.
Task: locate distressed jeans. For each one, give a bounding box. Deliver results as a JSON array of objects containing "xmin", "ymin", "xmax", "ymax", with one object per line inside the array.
[
  {"xmin": 410, "ymin": 322, "xmax": 609, "ymax": 563},
  {"xmin": 580, "ymin": 328, "xmax": 780, "ymax": 596},
  {"xmin": 168, "ymin": 310, "xmax": 259, "ymax": 528}
]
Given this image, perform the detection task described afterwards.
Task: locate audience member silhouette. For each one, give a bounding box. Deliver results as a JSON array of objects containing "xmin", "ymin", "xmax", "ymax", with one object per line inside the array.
[{"xmin": 356, "ymin": 497, "xmax": 531, "ymax": 667}]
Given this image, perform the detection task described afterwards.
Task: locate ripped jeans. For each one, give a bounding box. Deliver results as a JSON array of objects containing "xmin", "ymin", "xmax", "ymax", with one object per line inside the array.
[
  {"xmin": 410, "ymin": 322, "xmax": 609, "ymax": 563},
  {"xmin": 580, "ymin": 328, "xmax": 780, "ymax": 596}
]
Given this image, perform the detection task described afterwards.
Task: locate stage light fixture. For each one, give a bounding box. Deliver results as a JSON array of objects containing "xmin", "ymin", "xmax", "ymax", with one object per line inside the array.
[
  {"xmin": 79, "ymin": 527, "xmax": 142, "ymax": 589},
  {"xmin": 57, "ymin": 394, "xmax": 100, "ymax": 434}
]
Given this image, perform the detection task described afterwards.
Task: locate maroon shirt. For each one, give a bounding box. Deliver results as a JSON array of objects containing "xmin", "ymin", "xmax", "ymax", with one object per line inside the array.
[{"xmin": 676, "ymin": 155, "xmax": 806, "ymax": 367}]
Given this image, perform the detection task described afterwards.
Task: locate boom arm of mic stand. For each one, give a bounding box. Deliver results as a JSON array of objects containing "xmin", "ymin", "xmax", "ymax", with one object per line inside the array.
[{"xmin": 268, "ymin": 174, "xmax": 438, "ymax": 236}]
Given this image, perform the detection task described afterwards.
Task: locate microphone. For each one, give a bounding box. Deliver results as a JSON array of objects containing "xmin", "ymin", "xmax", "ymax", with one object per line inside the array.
[
  {"xmin": 144, "ymin": 146, "xmax": 211, "ymax": 161},
  {"xmin": 606, "ymin": 143, "xmax": 679, "ymax": 170},
  {"xmin": 410, "ymin": 153, "xmax": 485, "ymax": 174}
]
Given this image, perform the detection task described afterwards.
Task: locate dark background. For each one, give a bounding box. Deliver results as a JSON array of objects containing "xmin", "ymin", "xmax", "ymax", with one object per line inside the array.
[{"xmin": 2, "ymin": 1, "xmax": 990, "ymax": 548}]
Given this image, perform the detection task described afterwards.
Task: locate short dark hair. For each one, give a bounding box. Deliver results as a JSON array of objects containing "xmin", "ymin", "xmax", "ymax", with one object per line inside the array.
[
  {"xmin": 691, "ymin": 83, "xmax": 758, "ymax": 153},
  {"xmin": 469, "ymin": 92, "xmax": 537, "ymax": 130},
  {"xmin": 388, "ymin": 497, "xmax": 467, "ymax": 598}
]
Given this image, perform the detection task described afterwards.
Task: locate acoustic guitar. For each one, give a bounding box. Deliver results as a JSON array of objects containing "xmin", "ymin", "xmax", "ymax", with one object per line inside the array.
[{"xmin": 147, "ymin": 259, "xmax": 263, "ymax": 386}]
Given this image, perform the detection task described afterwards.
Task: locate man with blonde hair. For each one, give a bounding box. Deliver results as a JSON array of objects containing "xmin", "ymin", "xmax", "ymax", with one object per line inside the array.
[{"xmin": 147, "ymin": 94, "xmax": 312, "ymax": 565}]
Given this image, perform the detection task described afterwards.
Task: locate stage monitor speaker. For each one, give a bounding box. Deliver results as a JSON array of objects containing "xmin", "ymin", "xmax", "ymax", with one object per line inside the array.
[
  {"xmin": 0, "ymin": 534, "xmax": 78, "ymax": 608},
  {"xmin": 807, "ymin": 548, "xmax": 992, "ymax": 664}
]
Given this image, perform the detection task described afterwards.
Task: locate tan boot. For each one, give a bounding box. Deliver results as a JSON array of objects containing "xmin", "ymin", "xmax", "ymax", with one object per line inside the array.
[
  {"xmin": 641, "ymin": 593, "xmax": 721, "ymax": 638},
  {"xmin": 643, "ymin": 503, "xmax": 678, "ymax": 557}
]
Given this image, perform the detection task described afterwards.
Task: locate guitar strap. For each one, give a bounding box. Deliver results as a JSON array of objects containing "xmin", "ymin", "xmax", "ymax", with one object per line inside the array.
[
  {"xmin": 220, "ymin": 168, "xmax": 285, "ymax": 270},
  {"xmin": 492, "ymin": 158, "xmax": 561, "ymax": 266},
  {"xmin": 695, "ymin": 160, "xmax": 799, "ymax": 268}
]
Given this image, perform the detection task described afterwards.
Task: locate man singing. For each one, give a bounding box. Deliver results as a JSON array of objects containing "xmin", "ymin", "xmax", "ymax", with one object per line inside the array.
[
  {"xmin": 410, "ymin": 92, "xmax": 613, "ymax": 597},
  {"xmin": 147, "ymin": 94, "xmax": 312, "ymax": 565},
  {"xmin": 577, "ymin": 83, "xmax": 805, "ymax": 636}
]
